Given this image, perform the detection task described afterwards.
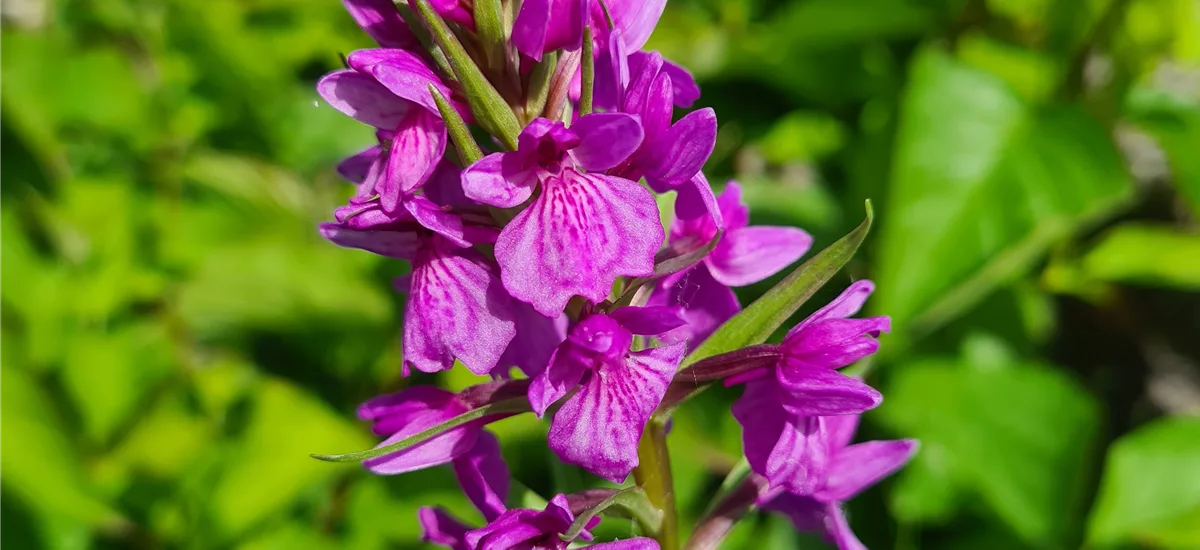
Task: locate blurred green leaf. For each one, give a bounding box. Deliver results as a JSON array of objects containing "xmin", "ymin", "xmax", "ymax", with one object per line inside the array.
[
  {"xmin": 875, "ymin": 49, "xmax": 1133, "ymax": 341},
  {"xmin": 1126, "ymin": 86, "xmax": 1200, "ymax": 214},
  {"xmin": 756, "ymin": 111, "xmax": 846, "ymax": 163},
  {"xmin": 1087, "ymin": 416, "xmax": 1200, "ymax": 549},
  {"xmin": 1081, "ymin": 223, "xmax": 1200, "ymax": 289},
  {"xmin": 879, "ymin": 355, "xmax": 1099, "ymax": 546},
  {"xmin": 1, "ymin": 366, "xmax": 125, "ymax": 529},
  {"xmin": 210, "ymin": 377, "xmax": 372, "ymax": 536}
]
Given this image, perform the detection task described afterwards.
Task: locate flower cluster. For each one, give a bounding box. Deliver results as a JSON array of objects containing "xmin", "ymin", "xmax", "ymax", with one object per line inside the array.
[{"xmin": 315, "ymin": 1, "xmax": 916, "ymax": 548}]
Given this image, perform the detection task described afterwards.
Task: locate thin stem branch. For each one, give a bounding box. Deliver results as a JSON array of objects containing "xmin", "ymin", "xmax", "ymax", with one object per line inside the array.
[{"xmin": 634, "ymin": 417, "xmax": 678, "ymax": 550}]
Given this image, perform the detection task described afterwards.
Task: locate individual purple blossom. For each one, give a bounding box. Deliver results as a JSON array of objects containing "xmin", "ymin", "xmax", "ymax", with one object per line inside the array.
[
  {"xmin": 598, "ymin": 33, "xmax": 715, "ymax": 193},
  {"xmin": 759, "ymin": 414, "xmax": 918, "ymax": 550},
  {"xmin": 650, "ymin": 179, "xmax": 813, "ymax": 348},
  {"xmin": 318, "ymin": 49, "xmax": 469, "ymax": 218},
  {"xmin": 464, "ymin": 494, "xmax": 658, "ymax": 550},
  {"xmin": 729, "ymin": 281, "xmax": 890, "ymax": 494},
  {"xmin": 529, "ymin": 306, "xmax": 687, "ymax": 482},
  {"xmin": 320, "ymin": 220, "xmax": 518, "ymax": 376},
  {"xmin": 357, "ymin": 386, "xmax": 511, "ymax": 521},
  {"xmin": 461, "ymin": 113, "xmax": 661, "ymax": 316}
]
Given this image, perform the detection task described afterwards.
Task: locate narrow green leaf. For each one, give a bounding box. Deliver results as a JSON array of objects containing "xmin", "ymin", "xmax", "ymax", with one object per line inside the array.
[
  {"xmin": 310, "ymin": 397, "xmax": 531, "ymax": 462},
  {"xmin": 431, "ymin": 85, "xmax": 483, "ymax": 165},
  {"xmin": 525, "ymin": 52, "xmax": 557, "ymax": 125},
  {"xmin": 580, "ymin": 26, "xmax": 595, "ymax": 116},
  {"xmin": 412, "ymin": 0, "xmax": 521, "ymax": 150},
  {"xmin": 611, "ymin": 229, "xmax": 723, "ymax": 309},
  {"xmin": 560, "ymin": 487, "xmax": 663, "ymax": 541},
  {"xmin": 473, "ymin": 0, "xmax": 506, "ymax": 70},
  {"xmin": 685, "ymin": 200, "xmax": 874, "ymax": 366}
]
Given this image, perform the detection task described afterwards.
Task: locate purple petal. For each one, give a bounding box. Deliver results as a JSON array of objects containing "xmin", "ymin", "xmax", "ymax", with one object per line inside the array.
[
  {"xmin": 419, "ymin": 507, "xmax": 472, "ymax": 550},
  {"xmin": 782, "ymin": 317, "xmax": 890, "ymax": 371},
  {"xmin": 453, "ymin": 431, "xmax": 510, "ymax": 521},
  {"xmin": 570, "ymin": 112, "xmax": 644, "ymax": 172},
  {"xmin": 495, "ymin": 171, "xmax": 661, "ymax": 316},
  {"xmin": 380, "ymin": 109, "xmax": 446, "ymax": 209},
  {"xmin": 362, "ymin": 411, "xmax": 481, "ymax": 475},
  {"xmin": 320, "ymin": 223, "xmax": 419, "ymax": 259},
  {"xmin": 543, "ymin": 0, "xmax": 587, "ymax": 53},
  {"xmin": 648, "ymin": 265, "xmax": 740, "ymax": 350},
  {"xmin": 317, "ymin": 70, "xmax": 410, "ymax": 129},
  {"xmin": 674, "ymin": 172, "xmax": 723, "ymax": 227},
  {"xmin": 825, "ymin": 414, "xmax": 861, "ymax": 453},
  {"xmin": 404, "ymin": 239, "xmax": 518, "ymax": 375},
  {"xmin": 528, "ymin": 346, "xmax": 589, "ymax": 417},
  {"xmin": 497, "ymin": 304, "xmax": 566, "ymax": 379},
  {"xmin": 824, "ymin": 502, "xmax": 867, "ymax": 550},
  {"xmin": 591, "ymin": 538, "xmax": 661, "ymax": 550},
  {"xmin": 774, "ymin": 368, "xmax": 883, "ymax": 417},
  {"xmin": 716, "ymin": 181, "xmax": 749, "ymax": 232},
  {"xmin": 602, "ymin": 0, "xmax": 667, "ymax": 51},
  {"xmin": 608, "ymin": 305, "xmax": 687, "ymax": 336},
  {"xmin": 337, "ymin": 146, "xmax": 382, "ymax": 183},
  {"xmin": 424, "ymin": 159, "xmax": 472, "ymax": 207},
  {"xmin": 594, "ymin": 28, "xmax": 630, "ymax": 111},
  {"xmin": 431, "ymin": 0, "xmax": 473, "ymax": 27},
  {"xmin": 461, "ymin": 152, "xmax": 538, "ymax": 208},
  {"xmin": 760, "ymin": 492, "xmax": 826, "ymax": 533},
  {"xmin": 510, "ymin": 0, "xmax": 550, "ymax": 60},
  {"xmin": 661, "ymin": 59, "xmax": 700, "ymax": 108},
  {"xmin": 706, "ymin": 226, "xmax": 813, "ymax": 287},
  {"xmin": 789, "ymin": 280, "xmax": 876, "ymax": 336},
  {"xmin": 645, "ymin": 108, "xmax": 717, "ymax": 189},
  {"xmin": 358, "ymin": 386, "xmax": 464, "ymax": 434},
  {"xmin": 817, "ymin": 439, "xmax": 919, "ymax": 503},
  {"xmin": 623, "ymin": 52, "xmax": 666, "ymax": 125},
  {"xmin": 405, "ymin": 195, "xmax": 468, "ymax": 247},
  {"xmin": 464, "ymin": 509, "xmax": 545, "ymax": 550},
  {"xmin": 547, "ymin": 343, "xmax": 684, "ymax": 482},
  {"xmin": 731, "ymin": 380, "xmax": 831, "ymax": 495},
  {"xmin": 347, "ymin": 49, "xmax": 453, "ymax": 115},
  {"xmin": 343, "ymin": 0, "xmax": 419, "ymax": 50}
]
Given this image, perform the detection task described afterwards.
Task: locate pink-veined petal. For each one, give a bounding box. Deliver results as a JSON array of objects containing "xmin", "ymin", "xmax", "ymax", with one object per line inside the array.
[
  {"xmin": 547, "ymin": 343, "xmax": 683, "ymax": 482},
  {"xmin": 706, "ymin": 225, "xmax": 813, "ymax": 287},
  {"xmin": 527, "ymin": 345, "xmax": 589, "ymax": 418},
  {"xmin": 317, "ymin": 70, "xmax": 410, "ymax": 128},
  {"xmin": 381, "ymin": 109, "xmax": 446, "ymax": 210},
  {"xmin": 495, "ymin": 171, "xmax": 661, "ymax": 316},
  {"xmin": 405, "ymin": 195, "xmax": 468, "ymax": 248}
]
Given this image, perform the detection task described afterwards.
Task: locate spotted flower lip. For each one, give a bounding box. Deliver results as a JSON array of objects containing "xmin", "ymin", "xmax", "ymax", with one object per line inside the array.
[
  {"xmin": 759, "ymin": 414, "xmax": 919, "ymax": 550},
  {"xmin": 461, "ymin": 114, "xmax": 662, "ymax": 316},
  {"xmin": 529, "ymin": 306, "xmax": 686, "ymax": 482}
]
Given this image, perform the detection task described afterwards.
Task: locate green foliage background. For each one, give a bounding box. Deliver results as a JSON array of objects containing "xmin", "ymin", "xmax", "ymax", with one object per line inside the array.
[{"xmin": 3, "ymin": 0, "xmax": 1199, "ymax": 548}]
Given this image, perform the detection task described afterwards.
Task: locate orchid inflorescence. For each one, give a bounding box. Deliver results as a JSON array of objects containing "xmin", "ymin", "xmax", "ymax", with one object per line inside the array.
[{"xmin": 313, "ymin": 1, "xmax": 918, "ymax": 549}]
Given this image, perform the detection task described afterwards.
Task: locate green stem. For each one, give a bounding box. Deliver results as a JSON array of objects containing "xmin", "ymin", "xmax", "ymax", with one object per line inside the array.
[
  {"xmin": 580, "ymin": 26, "xmax": 595, "ymax": 116},
  {"xmin": 634, "ymin": 417, "xmax": 678, "ymax": 550}
]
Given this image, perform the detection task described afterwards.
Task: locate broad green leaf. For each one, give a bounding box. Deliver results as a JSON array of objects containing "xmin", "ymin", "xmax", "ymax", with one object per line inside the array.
[
  {"xmin": 1087, "ymin": 416, "xmax": 1200, "ymax": 548},
  {"xmin": 210, "ymin": 378, "xmax": 372, "ymax": 536},
  {"xmin": 875, "ymin": 49, "xmax": 1132, "ymax": 341},
  {"xmin": 1125, "ymin": 87, "xmax": 1200, "ymax": 215},
  {"xmin": 0, "ymin": 366, "xmax": 125, "ymax": 528},
  {"xmin": 878, "ymin": 356, "xmax": 1099, "ymax": 546},
  {"xmin": 1081, "ymin": 223, "xmax": 1200, "ymax": 290},
  {"xmin": 686, "ymin": 201, "xmax": 873, "ymax": 365}
]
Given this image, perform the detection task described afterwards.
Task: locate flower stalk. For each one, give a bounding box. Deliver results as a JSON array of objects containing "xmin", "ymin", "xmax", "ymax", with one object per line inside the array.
[{"xmin": 635, "ymin": 416, "xmax": 678, "ymax": 550}]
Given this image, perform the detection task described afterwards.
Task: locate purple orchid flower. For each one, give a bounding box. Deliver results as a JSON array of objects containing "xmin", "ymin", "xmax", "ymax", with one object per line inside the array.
[
  {"xmin": 463, "ymin": 494, "xmax": 658, "ymax": 550},
  {"xmin": 460, "ymin": 113, "xmax": 661, "ymax": 316},
  {"xmin": 650, "ymin": 179, "xmax": 813, "ymax": 348},
  {"xmin": 512, "ymin": 0, "xmax": 587, "ymax": 61},
  {"xmin": 585, "ymin": 0, "xmax": 700, "ymax": 109},
  {"xmin": 342, "ymin": 0, "xmax": 420, "ymax": 50},
  {"xmin": 597, "ymin": 33, "xmax": 716, "ymax": 193},
  {"xmin": 759, "ymin": 414, "xmax": 918, "ymax": 550},
  {"xmin": 729, "ymin": 281, "xmax": 890, "ymax": 494},
  {"xmin": 358, "ymin": 386, "xmax": 511, "ymax": 521},
  {"xmin": 528, "ymin": 306, "xmax": 687, "ymax": 482},
  {"xmin": 318, "ymin": 49, "xmax": 470, "ymax": 218},
  {"xmin": 320, "ymin": 220, "xmax": 519, "ymax": 376}
]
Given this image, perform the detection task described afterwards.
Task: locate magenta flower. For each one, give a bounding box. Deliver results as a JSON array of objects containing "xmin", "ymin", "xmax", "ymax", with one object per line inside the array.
[
  {"xmin": 318, "ymin": 49, "xmax": 469, "ymax": 216},
  {"xmin": 651, "ymin": 179, "xmax": 812, "ymax": 348},
  {"xmin": 529, "ymin": 306, "xmax": 686, "ymax": 482},
  {"xmin": 512, "ymin": 0, "xmax": 587, "ymax": 61},
  {"xmin": 587, "ymin": 0, "xmax": 700, "ymax": 108},
  {"xmin": 464, "ymin": 494, "xmax": 658, "ymax": 550},
  {"xmin": 730, "ymin": 281, "xmax": 889, "ymax": 494},
  {"xmin": 321, "ymin": 221, "xmax": 518, "ymax": 375},
  {"xmin": 461, "ymin": 114, "xmax": 661, "ymax": 316},
  {"xmin": 759, "ymin": 415, "xmax": 918, "ymax": 550},
  {"xmin": 358, "ymin": 386, "xmax": 511, "ymax": 521},
  {"xmin": 342, "ymin": 0, "xmax": 419, "ymax": 50}
]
